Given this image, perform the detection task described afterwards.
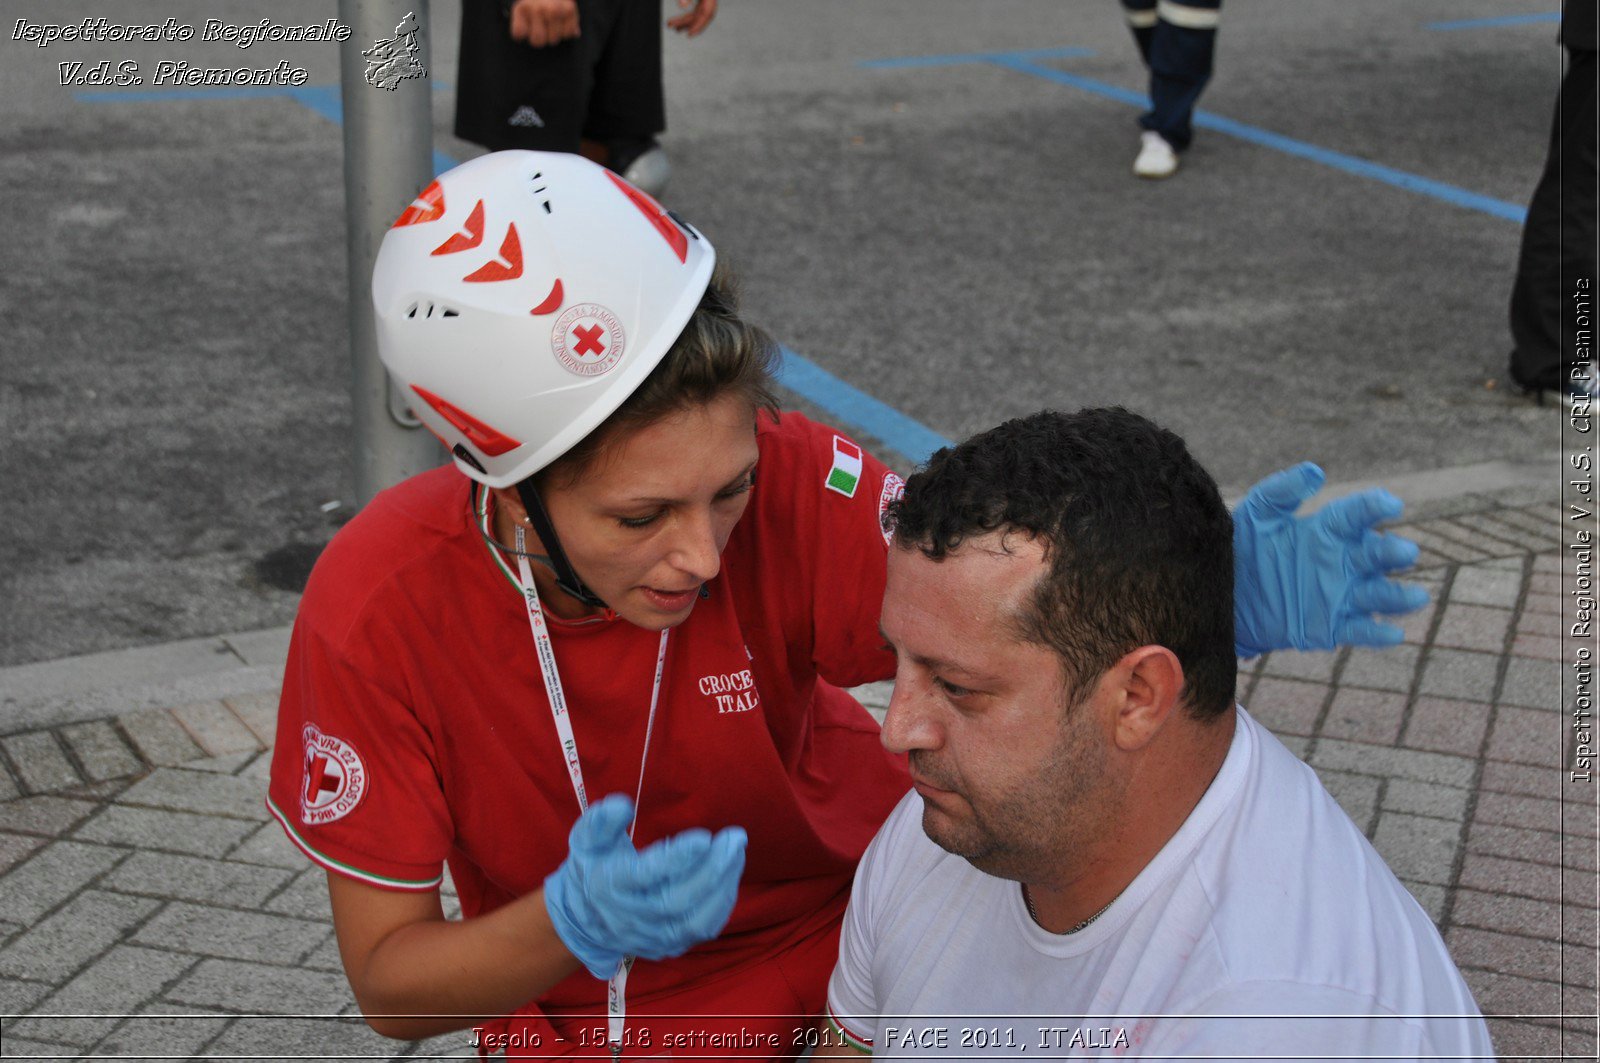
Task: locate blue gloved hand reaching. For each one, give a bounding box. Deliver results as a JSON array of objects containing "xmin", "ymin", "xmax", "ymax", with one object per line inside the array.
[
  {"xmin": 544, "ymin": 794, "xmax": 748, "ymax": 980},
  {"xmin": 1233, "ymin": 463, "xmax": 1430, "ymax": 659}
]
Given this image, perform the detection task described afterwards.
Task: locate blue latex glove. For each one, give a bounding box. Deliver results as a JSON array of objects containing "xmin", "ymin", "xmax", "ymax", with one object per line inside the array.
[
  {"xmin": 544, "ymin": 794, "xmax": 748, "ymax": 980},
  {"xmin": 1233, "ymin": 463, "xmax": 1430, "ymax": 659}
]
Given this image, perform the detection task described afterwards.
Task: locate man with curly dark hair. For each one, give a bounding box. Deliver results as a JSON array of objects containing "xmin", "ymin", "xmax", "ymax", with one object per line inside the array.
[{"xmin": 820, "ymin": 408, "xmax": 1492, "ymax": 1059}]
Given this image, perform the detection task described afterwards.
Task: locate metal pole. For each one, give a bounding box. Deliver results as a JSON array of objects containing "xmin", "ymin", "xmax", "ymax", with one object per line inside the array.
[{"xmin": 339, "ymin": 0, "xmax": 441, "ymax": 507}]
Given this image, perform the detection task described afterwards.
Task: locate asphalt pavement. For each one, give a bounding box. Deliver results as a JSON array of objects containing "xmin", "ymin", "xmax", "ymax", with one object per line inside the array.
[{"xmin": 0, "ymin": 0, "xmax": 1575, "ymax": 667}]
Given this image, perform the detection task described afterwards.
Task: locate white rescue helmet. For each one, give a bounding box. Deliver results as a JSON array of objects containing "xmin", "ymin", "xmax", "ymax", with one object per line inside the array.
[{"xmin": 372, "ymin": 150, "xmax": 716, "ymax": 488}]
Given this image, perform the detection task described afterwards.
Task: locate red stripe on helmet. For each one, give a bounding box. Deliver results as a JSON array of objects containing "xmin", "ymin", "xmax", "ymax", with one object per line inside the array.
[
  {"xmin": 392, "ymin": 181, "xmax": 446, "ymax": 227},
  {"xmin": 604, "ymin": 171, "xmax": 688, "ymax": 264},
  {"xmin": 463, "ymin": 223, "xmax": 524, "ymax": 283},
  {"xmin": 529, "ymin": 278, "xmax": 564, "ymax": 316},
  {"xmin": 410, "ymin": 385, "xmax": 522, "ymax": 457},
  {"xmin": 431, "ymin": 200, "xmax": 486, "ymax": 256}
]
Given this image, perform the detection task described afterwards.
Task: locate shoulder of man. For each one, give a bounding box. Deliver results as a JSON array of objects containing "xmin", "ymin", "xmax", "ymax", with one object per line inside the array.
[
  {"xmin": 1181, "ymin": 712, "xmax": 1484, "ymax": 1042},
  {"xmin": 1138, "ymin": 981, "xmax": 1492, "ymax": 1060},
  {"xmin": 853, "ymin": 791, "xmax": 947, "ymax": 901}
]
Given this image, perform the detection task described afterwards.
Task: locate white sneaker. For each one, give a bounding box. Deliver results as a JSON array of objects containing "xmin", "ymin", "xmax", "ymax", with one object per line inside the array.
[
  {"xmin": 622, "ymin": 146, "xmax": 671, "ymax": 198},
  {"xmin": 1133, "ymin": 131, "xmax": 1178, "ymax": 179}
]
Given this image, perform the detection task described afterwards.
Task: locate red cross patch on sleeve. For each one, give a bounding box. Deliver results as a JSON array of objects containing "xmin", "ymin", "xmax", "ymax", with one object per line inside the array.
[{"xmin": 300, "ymin": 724, "xmax": 369, "ymax": 826}]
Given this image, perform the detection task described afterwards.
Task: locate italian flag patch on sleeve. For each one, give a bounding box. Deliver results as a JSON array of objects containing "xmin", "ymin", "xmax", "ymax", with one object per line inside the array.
[{"xmin": 826, "ymin": 436, "xmax": 863, "ymax": 497}]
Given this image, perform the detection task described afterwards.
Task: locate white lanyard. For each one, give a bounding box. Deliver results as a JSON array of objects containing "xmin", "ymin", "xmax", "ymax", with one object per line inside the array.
[{"xmin": 509, "ymin": 521, "xmax": 670, "ymax": 1060}]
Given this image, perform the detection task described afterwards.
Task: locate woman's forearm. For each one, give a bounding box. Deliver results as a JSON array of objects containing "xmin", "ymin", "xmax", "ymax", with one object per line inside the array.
[{"xmin": 329, "ymin": 875, "xmax": 582, "ymax": 1040}]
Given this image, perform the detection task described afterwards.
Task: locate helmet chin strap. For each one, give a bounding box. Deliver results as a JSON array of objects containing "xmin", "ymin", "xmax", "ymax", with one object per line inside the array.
[{"xmin": 514, "ymin": 480, "xmax": 609, "ymax": 609}]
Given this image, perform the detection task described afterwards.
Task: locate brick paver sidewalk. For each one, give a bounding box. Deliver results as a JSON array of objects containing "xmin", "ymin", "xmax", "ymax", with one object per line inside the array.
[{"xmin": 1, "ymin": 494, "xmax": 1595, "ymax": 1060}]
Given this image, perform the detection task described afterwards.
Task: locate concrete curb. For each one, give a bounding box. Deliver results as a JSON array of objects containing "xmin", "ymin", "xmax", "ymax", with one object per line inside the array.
[{"xmin": 1, "ymin": 629, "xmax": 291, "ymax": 737}]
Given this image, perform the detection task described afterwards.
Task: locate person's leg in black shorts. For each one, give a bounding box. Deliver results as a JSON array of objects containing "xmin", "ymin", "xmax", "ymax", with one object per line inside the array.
[
  {"xmin": 582, "ymin": 0, "xmax": 665, "ymax": 174},
  {"xmin": 454, "ymin": 0, "xmax": 663, "ymax": 168}
]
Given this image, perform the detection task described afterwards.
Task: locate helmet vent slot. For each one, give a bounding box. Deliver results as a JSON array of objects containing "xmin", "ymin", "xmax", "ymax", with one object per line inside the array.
[{"xmin": 406, "ymin": 302, "xmax": 461, "ymax": 320}]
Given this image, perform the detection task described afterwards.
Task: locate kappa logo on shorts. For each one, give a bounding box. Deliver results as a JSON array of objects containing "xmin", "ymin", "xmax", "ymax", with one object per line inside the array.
[
  {"xmin": 552, "ymin": 303, "xmax": 626, "ymax": 376},
  {"xmin": 878, "ymin": 472, "xmax": 906, "ymax": 546},
  {"xmin": 508, "ymin": 105, "xmax": 545, "ymax": 128},
  {"xmin": 300, "ymin": 724, "xmax": 368, "ymax": 825}
]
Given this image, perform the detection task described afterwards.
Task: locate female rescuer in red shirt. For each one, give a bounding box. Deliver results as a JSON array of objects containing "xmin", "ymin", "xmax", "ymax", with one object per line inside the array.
[{"xmin": 266, "ymin": 151, "xmax": 1426, "ymax": 1058}]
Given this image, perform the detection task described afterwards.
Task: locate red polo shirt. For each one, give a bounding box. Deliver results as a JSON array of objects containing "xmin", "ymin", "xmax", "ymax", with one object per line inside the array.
[{"xmin": 267, "ymin": 411, "xmax": 911, "ymax": 1055}]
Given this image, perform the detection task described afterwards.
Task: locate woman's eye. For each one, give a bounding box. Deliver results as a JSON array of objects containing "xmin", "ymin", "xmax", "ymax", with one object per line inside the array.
[
  {"xmin": 618, "ymin": 511, "xmax": 661, "ymax": 529},
  {"xmin": 717, "ymin": 476, "xmax": 755, "ymax": 501}
]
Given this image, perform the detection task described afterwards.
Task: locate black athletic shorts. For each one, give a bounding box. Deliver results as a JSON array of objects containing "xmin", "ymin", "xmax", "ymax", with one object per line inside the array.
[{"xmin": 454, "ymin": 0, "xmax": 665, "ymax": 152}]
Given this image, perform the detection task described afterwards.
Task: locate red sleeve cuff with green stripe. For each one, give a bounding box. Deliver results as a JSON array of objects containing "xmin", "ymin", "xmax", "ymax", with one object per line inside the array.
[{"xmin": 266, "ymin": 796, "xmax": 444, "ymax": 892}]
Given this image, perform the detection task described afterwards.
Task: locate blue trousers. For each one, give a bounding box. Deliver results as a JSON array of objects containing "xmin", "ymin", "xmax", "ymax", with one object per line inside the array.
[{"xmin": 1120, "ymin": 0, "xmax": 1222, "ymax": 151}]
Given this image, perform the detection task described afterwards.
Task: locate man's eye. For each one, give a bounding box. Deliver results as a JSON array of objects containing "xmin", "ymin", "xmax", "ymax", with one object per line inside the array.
[
  {"xmin": 618, "ymin": 511, "xmax": 661, "ymax": 529},
  {"xmin": 934, "ymin": 676, "xmax": 974, "ymax": 698}
]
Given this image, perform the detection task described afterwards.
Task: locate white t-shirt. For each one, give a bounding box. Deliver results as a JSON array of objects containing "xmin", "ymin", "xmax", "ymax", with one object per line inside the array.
[{"xmin": 828, "ymin": 708, "xmax": 1493, "ymax": 1059}]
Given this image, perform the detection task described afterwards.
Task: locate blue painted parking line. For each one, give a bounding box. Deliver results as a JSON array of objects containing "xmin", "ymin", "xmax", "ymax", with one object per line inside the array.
[
  {"xmin": 78, "ymin": 83, "xmax": 956, "ymax": 465},
  {"xmin": 1191, "ymin": 110, "xmax": 1526, "ymax": 222},
  {"xmin": 776, "ymin": 346, "xmax": 952, "ymax": 464},
  {"xmin": 1427, "ymin": 13, "xmax": 1559, "ymax": 30},
  {"xmin": 280, "ymin": 85, "xmax": 343, "ymax": 124},
  {"xmin": 869, "ymin": 49, "xmax": 1527, "ymax": 224},
  {"xmin": 985, "ymin": 55, "xmax": 1145, "ymax": 107}
]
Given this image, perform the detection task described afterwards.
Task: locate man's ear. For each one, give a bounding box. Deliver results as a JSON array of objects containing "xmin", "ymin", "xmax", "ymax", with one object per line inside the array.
[{"xmin": 1107, "ymin": 646, "xmax": 1185, "ymax": 752}]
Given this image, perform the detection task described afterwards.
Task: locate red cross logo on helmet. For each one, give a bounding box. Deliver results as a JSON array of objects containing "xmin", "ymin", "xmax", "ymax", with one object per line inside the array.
[
  {"xmin": 572, "ymin": 324, "xmax": 606, "ymax": 358},
  {"xmin": 552, "ymin": 303, "xmax": 626, "ymax": 377}
]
